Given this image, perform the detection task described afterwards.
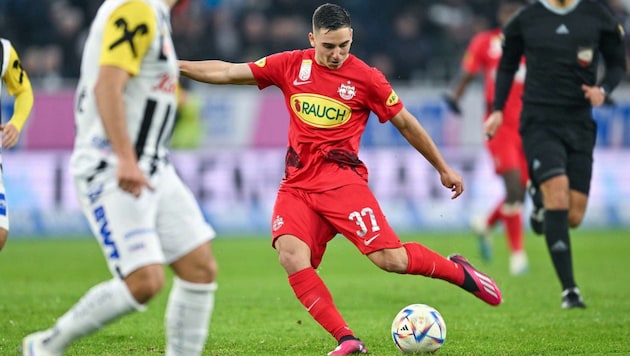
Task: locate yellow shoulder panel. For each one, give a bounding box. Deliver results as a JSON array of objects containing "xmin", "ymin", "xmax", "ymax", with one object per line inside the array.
[
  {"xmin": 99, "ymin": 1, "xmax": 156, "ymax": 76},
  {"xmin": 3, "ymin": 44, "xmax": 32, "ymax": 96},
  {"xmin": 3, "ymin": 44, "xmax": 33, "ymax": 131}
]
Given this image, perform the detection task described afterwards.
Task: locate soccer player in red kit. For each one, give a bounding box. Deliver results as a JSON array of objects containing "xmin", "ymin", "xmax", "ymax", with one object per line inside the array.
[
  {"xmin": 445, "ymin": 0, "xmax": 529, "ymax": 276},
  {"xmin": 180, "ymin": 3, "xmax": 502, "ymax": 355}
]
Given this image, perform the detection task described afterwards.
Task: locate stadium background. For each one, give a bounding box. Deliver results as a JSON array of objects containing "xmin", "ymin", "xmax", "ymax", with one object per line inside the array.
[{"xmin": 1, "ymin": 0, "xmax": 629, "ymax": 237}]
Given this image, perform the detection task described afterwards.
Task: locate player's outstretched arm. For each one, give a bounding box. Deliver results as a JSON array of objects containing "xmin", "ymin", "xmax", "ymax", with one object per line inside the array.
[
  {"xmin": 2, "ymin": 45, "xmax": 34, "ymax": 148},
  {"xmin": 178, "ymin": 60, "xmax": 257, "ymax": 85},
  {"xmin": 390, "ymin": 108, "xmax": 464, "ymax": 199}
]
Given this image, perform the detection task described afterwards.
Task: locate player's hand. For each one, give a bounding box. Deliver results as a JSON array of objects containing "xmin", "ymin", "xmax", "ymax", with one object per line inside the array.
[
  {"xmin": 440, "ymin": 168, "xmax": 464, "ymax": 199},
  {"xmin": 0, "ymin": 123, "xmax": 20, "ymax": 148},
  {"xmin": 484, "ymin": 111, "xmax": 503, "ymax": 140},
  {"xmin": 581, "ymin": 84, "xmax": 606, "ymax": 107},
  {"xmin": 117, "ymin": 158, "xmax": 153, "ymax": 197},
  {"xmin": 442, "ymin": 93, "xmax": 462, "ymax": 115}
]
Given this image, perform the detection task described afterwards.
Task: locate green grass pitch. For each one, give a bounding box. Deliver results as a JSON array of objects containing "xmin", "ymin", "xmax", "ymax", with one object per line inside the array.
[{"xmin": 1, "ymin": 229, "xmax": 629, "ymax": 355}]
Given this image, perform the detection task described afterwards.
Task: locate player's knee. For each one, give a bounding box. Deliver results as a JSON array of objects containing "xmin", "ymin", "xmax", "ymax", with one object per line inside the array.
[
  {"xmin": 278, "ymin": 249, "xmax": 311, "ymax": 273},
  {"xmin": 125, "ymin": 265, "xmax": 165, "ymax": 303},
  {"xmin": 568, "ymin": 211, "xmax": 584, "ymax": 228},
  {"xmin": 368, "ymin": 249, "xmax": 407, "ymax": 273}
]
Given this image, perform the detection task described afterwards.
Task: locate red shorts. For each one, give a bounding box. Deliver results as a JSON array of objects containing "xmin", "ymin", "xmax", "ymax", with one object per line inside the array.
[
  {"xmin": 485, "ymin": 124, "xmax": 529, "ymax": 186},
  {"xmin": 271, "ymin": 183, "xmax": 402, "ymax": 268}
]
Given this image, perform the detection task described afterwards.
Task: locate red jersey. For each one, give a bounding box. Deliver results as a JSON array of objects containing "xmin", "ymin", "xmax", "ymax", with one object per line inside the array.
[
  {"xmin": 248, "ymin": 49, "xmax": 403, "ymax": 192},
  {"xmin": 462, "ymin": 28, "xmax": 525, "ymax": 128}
]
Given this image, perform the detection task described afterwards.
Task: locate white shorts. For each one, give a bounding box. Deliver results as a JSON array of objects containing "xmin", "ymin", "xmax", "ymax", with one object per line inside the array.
[
  {"xmin": 74, "ymin": 162, "xmax": 215, "ymax": 278},
  {"xmin": 0, "ymin": 178, "xmax": 8, "ymax": 231}
]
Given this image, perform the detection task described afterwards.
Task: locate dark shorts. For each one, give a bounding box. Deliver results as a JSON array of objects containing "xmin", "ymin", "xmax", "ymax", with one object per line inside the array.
[{"xmin": 520, "ymin": 104, "xmax": 596, "ymax": 195}]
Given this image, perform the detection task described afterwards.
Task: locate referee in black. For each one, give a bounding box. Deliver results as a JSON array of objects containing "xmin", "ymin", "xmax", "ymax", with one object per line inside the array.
[{"xmin": 484, "ymin": 0, "xmax": 626, "ymax": 309}]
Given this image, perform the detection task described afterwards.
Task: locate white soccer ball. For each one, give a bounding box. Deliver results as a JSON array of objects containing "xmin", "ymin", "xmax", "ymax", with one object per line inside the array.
[{"xmin": 391, "ymin": 303, "xmax": 447, "ymax": 353}]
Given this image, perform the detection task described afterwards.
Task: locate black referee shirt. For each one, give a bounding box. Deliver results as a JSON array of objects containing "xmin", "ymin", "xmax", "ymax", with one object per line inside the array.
[{"xmin": 493, "ymin": 0, "xmax": 626, "ymax": 110}]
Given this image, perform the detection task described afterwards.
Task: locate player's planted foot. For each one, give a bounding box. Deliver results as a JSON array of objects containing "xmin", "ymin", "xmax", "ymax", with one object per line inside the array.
[
  {"xmin": 327, "ymin": 338, "xmax": 368, "ymax": 355},
  {"xmin": 561, "ymin": 287, "xmax": 586, "ymax": 309},
  {"xmin": 509, "ymin": 250, "xmax": 529, "ymax": 276},
  {"xmin": 448, "ymin": 254, "xmax": 503, "ymax": 306},
  {"xmin": 470, "ymin": 216, "xmax": 493, "ymax": 262},
  {"xmin": 22, "ymin": 330, "xmax": 62, "ymax": 356},
  {"xmin": 527, "ymin": 181, "xmax": 544, "ymax": 235}
]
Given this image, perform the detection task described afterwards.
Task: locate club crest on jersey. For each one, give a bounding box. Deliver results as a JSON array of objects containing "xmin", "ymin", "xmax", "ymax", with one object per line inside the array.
[
  {"xmin": 337, "ymin": 82, "xmax": 356, "ymax": 100},
  {"xmin": 577, "ymin": 47, "xmax": 594, "ymax": 67},
  {"xmin": 291, "ymin": 93, "xmax": 352, "ymax": 128},
  {"xmin": 299, "ymin": 60, "xmax": 312, "ymax": 81}
]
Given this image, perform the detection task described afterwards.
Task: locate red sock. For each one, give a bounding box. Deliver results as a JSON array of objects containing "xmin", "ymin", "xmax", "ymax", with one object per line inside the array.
[
  {"xmin": 503, "ymin": 209, "xmax": 524, "ymax": 252},
  {"xmin": 288, "ymin": 267, "xmax": 353, "ymax": 341},
  {"xmin": 403, "ymin": 242, "xmax": 464, "ymax": 285},
  {"xmin": 487, "ymin": 199, "xmax": 505, "ymax": 228}
]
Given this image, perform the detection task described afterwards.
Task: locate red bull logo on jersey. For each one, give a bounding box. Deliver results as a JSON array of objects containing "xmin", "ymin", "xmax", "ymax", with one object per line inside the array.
[{"xmin": 291, "ymin": 94, "xmax": 351, "ymax": 128}]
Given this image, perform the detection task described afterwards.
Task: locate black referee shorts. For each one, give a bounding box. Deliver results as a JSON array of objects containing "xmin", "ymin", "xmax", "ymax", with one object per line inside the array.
[{"xmin": 520, "ymin": 104, "xmax": 597, "ymax": 195}]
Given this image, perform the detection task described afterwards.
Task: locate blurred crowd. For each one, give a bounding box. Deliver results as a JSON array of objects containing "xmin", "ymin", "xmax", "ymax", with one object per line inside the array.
[{"xmin": 1, "ymin": 0, "xmax": 629, "ymax": 89}]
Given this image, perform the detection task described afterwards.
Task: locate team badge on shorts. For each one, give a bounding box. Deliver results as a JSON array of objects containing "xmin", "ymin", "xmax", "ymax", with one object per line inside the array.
[
  {"xmin": 272, "ymin": 215, "xmax": 284, "ymax": 231},
  {"xmin": 577, "ymin": 47, "xmax": 594, "ymax": 67}
]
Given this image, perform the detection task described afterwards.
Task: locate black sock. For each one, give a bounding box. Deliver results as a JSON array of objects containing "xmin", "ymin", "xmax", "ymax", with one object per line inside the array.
[{"xmin": 543, "ymin": 209, "xmax": 575, "ymax": 290}]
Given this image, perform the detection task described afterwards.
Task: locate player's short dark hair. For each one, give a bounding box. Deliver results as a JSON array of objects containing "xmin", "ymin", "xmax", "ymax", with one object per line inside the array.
[{"xmin": 312, "ymin": 3, "xmax": 351, "ymax": 32}]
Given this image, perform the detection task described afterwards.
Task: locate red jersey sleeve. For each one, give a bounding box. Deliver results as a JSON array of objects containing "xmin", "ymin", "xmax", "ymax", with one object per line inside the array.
[
  {"xmin": 366, "ymin": 67, "xmax": 404, "ymax": 123},
  {"xmin": 248, "ymin": 50, "xmax": 297, "ymax": 89},
  {"xmin": 461, "ymin": 33, "xmax": 487, "ymax": 75}
]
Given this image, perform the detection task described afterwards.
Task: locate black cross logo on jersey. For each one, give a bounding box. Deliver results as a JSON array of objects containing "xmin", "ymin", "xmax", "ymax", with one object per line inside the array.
[
  {"xmin": 12, "ymin": 59, "xmax": 24, "ymax": 84},
  {"xmin": 109, "ymin": 18, "xmax": 149, "ymax": 58}
]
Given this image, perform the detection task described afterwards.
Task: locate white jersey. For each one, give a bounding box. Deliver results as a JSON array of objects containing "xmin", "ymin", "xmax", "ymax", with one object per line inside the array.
[{"xmin": 71, "ymin": 0, "xmax": 179, "ymax": 179}]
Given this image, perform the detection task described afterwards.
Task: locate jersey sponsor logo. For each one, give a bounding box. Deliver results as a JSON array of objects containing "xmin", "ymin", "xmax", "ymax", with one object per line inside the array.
[
  {"xmin": 254, "ymin": 57, "xmax": 267, "ymax": 67},
  {"xmin": 94, "ymin": 206, "xmax": 120, "ymax": 259},
  {"xmin": 0, "ymin": 193, "xmax": 6, "ymax": 216},
  {"xmin": 577, "ymin": 47, "xmax": 594, "ymax": 67},
  {"xmin": 291, "ymin": 94, "xmax": 351, "ymax": 128},
  {"xmin": 153, "ymin": 73, "xmax": 177, "ymax": 93},
  {"xmin": 386, "ymin": 90, "xmax": 399, "ymax": 106},
  {"xmin": 109, "ymin": 18, "xmax": 149, "ymax": 58},
  {"xmin": 337, "ymin": 82, "xmax": 356, "ymax": 100}
]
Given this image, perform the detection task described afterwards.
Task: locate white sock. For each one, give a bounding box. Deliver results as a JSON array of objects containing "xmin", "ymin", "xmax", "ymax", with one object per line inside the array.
[
  {"xmin": 165, "ymin": 277, "xmax": 217, "ymax": 356},
  {"xmin": 44, "ymin": 278, "xmax": 145, "ymax": 352}
]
